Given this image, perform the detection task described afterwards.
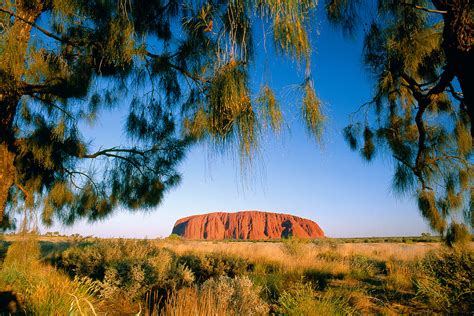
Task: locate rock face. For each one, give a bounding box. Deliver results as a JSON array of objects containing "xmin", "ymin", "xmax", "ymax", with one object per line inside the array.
[{"xmin": 171, "ymin": 210, "xmax": 324, "ymax": 240}]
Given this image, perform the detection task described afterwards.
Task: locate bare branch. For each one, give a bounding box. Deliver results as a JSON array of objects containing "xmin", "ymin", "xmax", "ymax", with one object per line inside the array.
[
  {"xmin": 64, "ymin": 169, "xmax": 100, "ymax": 193},
  {"xmin": 81, "ymin": 147, "xmax": 149, "ymax": 159},
  {"xmin": 447, "ymin": 83, "xmax": 464, "ymax": 102},
  {"xmin": 145, "ymin": 51, "xmax": 207, "ymax": 84},
  {"xmin": 0, "ymin": 7, "xmax": 70, "ymax": 44},
  {"xmin": 400, "ymin": 2, "xmax": 447, "ymax": 14},
  {"xmin": 30, "ymin": 94, "xmax": 74, "ymax": 119}
]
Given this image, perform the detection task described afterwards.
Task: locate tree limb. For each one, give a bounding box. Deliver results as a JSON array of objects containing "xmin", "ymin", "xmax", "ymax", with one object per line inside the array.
[
  {"xmin": 29, "ymin": 94, "xmax": 74, "ymax": 119},
  {"xmin": 0, "ymin": 7, "xmax": 71, "ymax": 45},
  {"xmin": 447, "ymin": 83, "xmax": 464, "ymax": 102},
  {"xmin": 400, "ymin": 2, "xmax": 447, "ymax": 14},
  {"xmin": 146, "ymin": 51, "xmax": 207, "ymax": 84},
  {"xmin": 64, "ymin": 169, "xmax": 100, "ymax": 193}
]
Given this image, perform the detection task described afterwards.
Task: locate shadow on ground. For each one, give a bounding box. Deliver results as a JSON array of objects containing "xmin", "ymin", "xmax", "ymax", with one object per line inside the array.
[{"xmin": 0, "ymin": 291, "xmax": 24, "ymax": 315}]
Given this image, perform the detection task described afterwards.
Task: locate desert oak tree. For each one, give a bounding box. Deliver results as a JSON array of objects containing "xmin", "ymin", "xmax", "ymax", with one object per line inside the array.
[
  {"xmin": 327, "ymin": 0, "xmax": 473, "ymax": 237},
  {"xmin": 0, "ymin": 0, "xmax": 322, "ymax": 225}
]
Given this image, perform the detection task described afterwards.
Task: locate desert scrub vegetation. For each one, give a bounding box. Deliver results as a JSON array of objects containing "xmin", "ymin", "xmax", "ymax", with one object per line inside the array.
[
  {"xmin": 415, "ymin": 247, "xmax": 473, "ymax": 313},
  {"xmin": 0, "ymin": 235, "xmax": 98, "ymax": 315},
  {"xmin": 0, "ymin": 236, "xmax": 472, "ymax": 314},
  {"xmin": 162, "ymin": 276, "xmax": 269, "ymax": 315}
]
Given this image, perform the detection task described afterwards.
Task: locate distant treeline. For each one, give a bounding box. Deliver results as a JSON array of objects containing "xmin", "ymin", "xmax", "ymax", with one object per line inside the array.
[{"xmin": 2, "ymin": 232, "xmax": 453, "ymax": 244}]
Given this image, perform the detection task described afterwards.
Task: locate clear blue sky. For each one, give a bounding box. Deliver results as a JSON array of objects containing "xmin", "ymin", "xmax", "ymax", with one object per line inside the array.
[{"xmin": 48, "ymin": 6, "xmax": 432, "ymax": 238}]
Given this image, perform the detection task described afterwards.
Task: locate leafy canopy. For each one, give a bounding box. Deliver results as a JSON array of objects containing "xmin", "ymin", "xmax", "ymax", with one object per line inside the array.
[
  {"xmin": 0, "ymin": 0, "xmax": 322, "ymax": 226},
  {"xmin": 328, "ymin": 0, "xmax": 473, "ymax": 238}
]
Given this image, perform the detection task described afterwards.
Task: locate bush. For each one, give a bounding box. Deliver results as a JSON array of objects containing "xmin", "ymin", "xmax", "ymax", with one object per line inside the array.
[
  {"xmin": 415, "ymin": 248, "xmax": 473, "ymax": 313},
  {"xmin": 59, "ymin": 245, "xmax": 105, "ymax": 279},
  {"xmin": 55, "ymin": 240, "xmax": 180, "ymax": 306},
  {"xmin": 276, "ymin": 282, "xmax": 318, "ymax": 315},
  {"xmin": 177, "ymin": 253, "xmax": 250, "ymax": 282},
  {"xmin": 100, "ymin": 259, "xmax": 159, "ymax": 301},
  {"xmin": 348, "ymin": 255, "xmax": 385, "ymax": 281},
  {"xmin": 201, "ymin": 276, "xmax": 269, "ymax": 315},
  {"xmin": 281, "ymin": 237, "xmax": 308, "ymax": 256}
]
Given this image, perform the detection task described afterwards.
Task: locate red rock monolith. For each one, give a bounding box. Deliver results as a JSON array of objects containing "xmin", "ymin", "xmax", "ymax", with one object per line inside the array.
[{"xmin": 171, "ymin": 210, "xmax": 324, "ymax": 240}]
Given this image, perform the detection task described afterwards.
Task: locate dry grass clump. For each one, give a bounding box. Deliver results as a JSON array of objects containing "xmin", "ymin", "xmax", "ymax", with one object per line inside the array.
[
  {"xmin": 276, "ymin": 281, "xmax": 358, "ymax": 315},
  {"xmin": 162, "ymin": 276, "xmax": 269, "ymax": 316},
  {"xmin": 0, "ymin": 235, "xmax": 98, "ymax": 315},
  {"xmin": 384, "ymin": 259, "xmax": 417, "ymax": 293},
  {"xmin": 414, "ymin": 247, "xmax": 473, "ymax": 313}
]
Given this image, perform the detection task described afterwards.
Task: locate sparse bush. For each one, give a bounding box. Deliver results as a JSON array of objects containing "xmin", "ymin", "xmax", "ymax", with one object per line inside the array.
[
  {"xmin": 384, "ymin": 260, "xmax": 416, "ymax": 293},
  {"xmin": 166, "ymin": 234, "xmax": 183, "ymax": 241},
  {"xmin": 59, "ymin": 245, "xmax": 105, "ymax": 279},
  {"xmin": 276, "ymin": 282, "xmax": 318, "ymax": 315},
  {"xmin": 316, "ymin": 250, "xmax": 343, "ymax": 262},
  {"xmin": 202, "ymin": 276, "xmax": 269, "ymax": 315},
  {"xmin": 100, "ymin": 259, "xmax": 159, "ymax": 301},
  {"xmin": 281, "ymin": 237, "xmax": 308, "ymax": 256},
  {"xmin": 166, "ymin": 263, "xmax": 196, "ymax": 288},
  {"xmin": 415, "ymin": 248, "xmax": 473, "ymax": 313},
  {"xmin": 348, "ymin": 255, "xmax": 384, "ymax": 281},
  {"xmin": 1, "ymin": 236, "xmax": 454, "ymax": 314},
  {"xmin": 177, "ymin": 253, "xmax": 250, "ymax": 282}
]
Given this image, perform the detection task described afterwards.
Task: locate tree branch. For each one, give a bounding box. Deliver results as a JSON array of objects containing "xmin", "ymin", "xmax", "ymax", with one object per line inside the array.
[
  {"xmin": 146, "ymin": 51, "xmax": 207, "ymax": 84},
  {"xmin": 447, "ymin": 83, "xmax": 464, "ymax": 102},
  {"xmin": 64, "ymin": 169, "xmax": 100, "ymax": 193},
  {"xmin": 400, "ymin": 2, "xmax": 447, "ymax": 14},
  {"xmin": 426, "ymin": 68, "xmax": 455, "ymax": 97},
  {"xmin": 81, "ymin": 147, "xmax": 150, "ymax": 159},
  {"xmin": 29, "ymin": 94, "xmax": 74, "ymax": 119},
  {"xmin": 0, "ymin": 7, "xmax": 70, "ymax": 45},
  {"xmin": 80, "ymin": 148, "xmax": 152, "ymax": 176}
]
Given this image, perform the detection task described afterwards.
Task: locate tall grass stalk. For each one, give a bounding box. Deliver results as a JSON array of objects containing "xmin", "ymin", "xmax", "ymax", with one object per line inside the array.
[{"xmin": 0, "ymin": 235, "xmax": 98, "ymax": 315}]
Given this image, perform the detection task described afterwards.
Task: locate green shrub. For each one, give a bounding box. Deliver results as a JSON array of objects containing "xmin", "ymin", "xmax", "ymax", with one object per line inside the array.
[
  {"xmin": 55, "ymin": 240, "xmax": 180, "ymax": 305},
  {"xmin": 348, "ymin": 255, "xmax": 385, "ymax": 280},
  {"xmin": 59, "ymin": 245, "xmax": 105, "ymax": 279},
  {"xmin": 177, "ymin": 253, "xmax": 250, "ymax": 282},
  {"xmin": 276, "ymin": 282, "xmax": 318, "ymax": 315},
  {"xmin": 281, "ymin": 237, "xmax": 308, "ymax": 256},
  {"xmin": 100, "ymin": 259, "xmax": 159, "ymax": 300},
  {"xmin": 201, "ymin": 276, "xmax": 269, "ymax": 315},
  {"xmin": 415, "ymin": 248, "xmax": 473, "ymax": 313},
  {"xmin": 166, "ymin": 234, "xmax": 183, "ymax": 241}
]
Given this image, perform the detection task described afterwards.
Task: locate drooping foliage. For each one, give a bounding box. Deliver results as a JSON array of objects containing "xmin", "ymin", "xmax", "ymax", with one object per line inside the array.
[
  {"xmin": 0, "ymin": 0, "xmax": 321, "ymax": 226},
  {"xmin": 328, "ymin": 0, "xmax": 473, "ymax": 238}
]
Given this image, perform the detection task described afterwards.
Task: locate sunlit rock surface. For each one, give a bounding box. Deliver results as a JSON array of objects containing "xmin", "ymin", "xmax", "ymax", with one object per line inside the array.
[{"xmin": 172, "ymin": 210, "xmax": 324, "ymax": 240}]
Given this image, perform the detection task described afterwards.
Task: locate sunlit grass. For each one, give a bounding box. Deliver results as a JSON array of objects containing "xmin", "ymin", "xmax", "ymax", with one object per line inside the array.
[
  {"xmin": 0, "ymin": 235, "xmax": 98, "ymax": 315},
  {"xmin": 0, "ymin": 234, "xmax": 471, "ymax": 315}
]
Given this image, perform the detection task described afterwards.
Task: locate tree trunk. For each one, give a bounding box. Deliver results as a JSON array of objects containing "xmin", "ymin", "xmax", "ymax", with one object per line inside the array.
[
  {"xmin": 0, "ymin": 143, "xmax": 15, "ymax": 221},
  {"xmin": 432, "ymin": 0, "xmax": 474, "ymax": 138}
]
